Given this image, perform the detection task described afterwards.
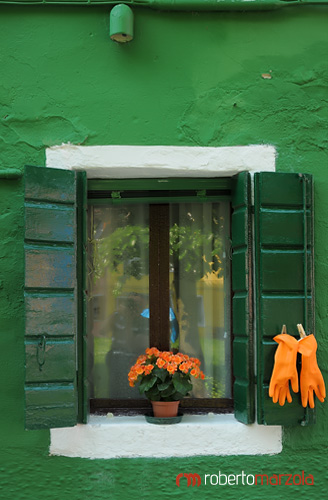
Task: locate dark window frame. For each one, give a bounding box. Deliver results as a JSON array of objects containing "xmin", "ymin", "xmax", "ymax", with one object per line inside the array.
[{"xmin": 87, "ymin": 178, "xmax": 234, "ymax": 415}]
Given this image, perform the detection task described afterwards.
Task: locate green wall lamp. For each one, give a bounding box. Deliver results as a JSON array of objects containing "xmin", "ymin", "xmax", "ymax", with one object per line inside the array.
[{"xmin": 110, "ymin": 4, "xmax": 134, "ymax": 43}]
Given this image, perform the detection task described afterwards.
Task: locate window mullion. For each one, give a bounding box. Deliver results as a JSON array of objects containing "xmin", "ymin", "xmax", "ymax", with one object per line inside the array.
[{"xmin": 149, "ymin": 204, "xmax": 170, "ymax": 350}]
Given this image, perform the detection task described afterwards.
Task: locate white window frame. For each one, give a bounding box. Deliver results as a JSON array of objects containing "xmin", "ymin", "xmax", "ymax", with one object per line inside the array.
[{"xmin": 47, "ymin": 144, "xmax": 282, "ymax": 459}]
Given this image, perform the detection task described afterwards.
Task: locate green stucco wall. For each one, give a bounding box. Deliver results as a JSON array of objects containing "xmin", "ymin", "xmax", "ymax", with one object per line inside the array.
[{"xmin": 0, "ymin": 5, "xmax": 328, "ymax": 499}]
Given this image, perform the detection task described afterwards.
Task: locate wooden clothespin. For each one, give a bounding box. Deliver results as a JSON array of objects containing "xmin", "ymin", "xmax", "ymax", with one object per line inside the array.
[
  {"xmin": 281, "ymin": 324, "xmax": 287, "ymax": 335},
  {"xmin": 297, "ymin": 323, "xmax": 307, "ymax": 339}
]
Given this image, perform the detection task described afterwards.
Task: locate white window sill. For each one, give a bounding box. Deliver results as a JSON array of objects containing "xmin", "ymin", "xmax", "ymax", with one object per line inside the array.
[{"xmin": 50, "ymin": 413, "xmax": 282, "ymax": 459}]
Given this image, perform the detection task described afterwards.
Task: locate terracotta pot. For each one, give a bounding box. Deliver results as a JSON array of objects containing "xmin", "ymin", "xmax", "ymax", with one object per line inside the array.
[{"xmin": 151, "ymin": 400, "xmax": 180, "ymax": 418}]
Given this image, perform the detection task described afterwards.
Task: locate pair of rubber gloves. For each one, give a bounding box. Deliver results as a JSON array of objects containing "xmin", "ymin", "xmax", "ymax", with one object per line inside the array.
[{"xmin": 269, "ymin": 333, "xmax": 326, "ymax": 408}]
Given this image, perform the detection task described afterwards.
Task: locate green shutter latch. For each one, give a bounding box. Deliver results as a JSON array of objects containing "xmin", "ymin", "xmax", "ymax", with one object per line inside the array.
[{"xmin": 196, "ymin": 189, "xmax": 207, "ymax": 201}]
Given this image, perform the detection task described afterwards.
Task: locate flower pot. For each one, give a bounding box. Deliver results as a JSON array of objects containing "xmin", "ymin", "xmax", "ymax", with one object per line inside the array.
[{"xmin": 151, "ymin": 400, "xmax": 180, "ymax": 418}]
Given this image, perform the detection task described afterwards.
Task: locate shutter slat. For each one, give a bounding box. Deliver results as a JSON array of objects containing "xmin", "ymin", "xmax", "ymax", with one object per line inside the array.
[
  {"xmin": 260, "ymin": 210, "xmax": 304, "ymax": 245},
  {"xmin": 25, "ymin": 203, "xmax": 75, "ymax": 243},
  {"xmin": 231, "ymin": 171, "xmax": 255, "ymax": 424},
  {"xmin": 25, "ymin": 247, "xmax": 76, "ymax": 289},
  {"xmin": 25, "ymin": 295, "xmax": 76, "ymax": 337},
  {"xmin": 24, "ymin": 165, "xmax": 83, "ymax": 429},
  {"xmin": 25, "ymin": 384, "xmax": 76, "ymax": 430},
  {"xmin": 261, "ymin": 296, "xmax": 305, "ymax": 337},
  {"xmin": 25, "ymin": 341, "xmax": 76, "ymax": 382},
  {"xmin": 261, "ymin": 251, "xmax": 304, "ymax": 291},
  {"xmin": 255, "ymin": 172, "xmax": 314, "ymax": 425},
  {"xmin": 25, "ymin": 165, "xmax": 76, "ymax": 203}
]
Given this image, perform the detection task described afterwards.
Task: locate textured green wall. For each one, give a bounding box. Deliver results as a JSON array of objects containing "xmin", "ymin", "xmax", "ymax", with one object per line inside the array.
[{"xmin": 0, "ymin": 5, "xmax": 328, "ymax": 499}]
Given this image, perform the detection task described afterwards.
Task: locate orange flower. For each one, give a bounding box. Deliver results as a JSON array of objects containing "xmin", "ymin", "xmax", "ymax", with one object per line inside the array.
[
  {"xmin": 144, "ymin": 364, "xmax": 154, "ymax": 375},
  {"xmin": 156, "ymin": 358, "xmax": 166, "ymax": 369},
  {"xmin": 190, "ymin": 367, "xmax": 200, "ymax": 378},
  {"xmin": 166, "ymin": 362, "xmax": 178, "ymax": 374},
  {"xmin": 179, "ymin": 362, "xmax": 189, "ymax": 374},
  {"xmin": 172, "ymin": 354, "xmax": 183, "ymax": 364},
  {"xmin": 159, "ymin": 351, "xmax": 173, "ymax": 363},
  {"xmin": 128, "ymin": 348, "xmax": 205, "ymax": 396},
  {"xmin": 146, "ymin": 347, "xmax": 160, "ymax": 357},
  {"xmin": 128, "ymin": 368, "xmax": 138, "ymax": 386}
]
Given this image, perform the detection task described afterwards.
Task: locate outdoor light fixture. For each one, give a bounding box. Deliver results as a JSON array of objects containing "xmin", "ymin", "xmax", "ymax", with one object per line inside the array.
[{"xmin": 110, "ymin": 4, "xmax": 134, "ymax": 43}]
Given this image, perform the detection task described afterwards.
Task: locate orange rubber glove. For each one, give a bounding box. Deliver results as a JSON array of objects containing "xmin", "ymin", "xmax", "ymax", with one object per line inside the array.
[
  {"xmin": 298, "ymin": 334, "xmax": 326, "ymax": 408},
  {"xmin": 269, "ymin": 334, "xmax": 299, "ymax": 406}
]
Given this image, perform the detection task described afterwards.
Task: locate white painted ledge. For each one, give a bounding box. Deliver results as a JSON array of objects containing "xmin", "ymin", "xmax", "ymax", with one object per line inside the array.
[
  {"xmin": 46, "ymin": 144, "xmax": 276, "ymax": 178},
  {"xmin": 50, "ymin": 414, "xmax": 282, "ymax": 459}
]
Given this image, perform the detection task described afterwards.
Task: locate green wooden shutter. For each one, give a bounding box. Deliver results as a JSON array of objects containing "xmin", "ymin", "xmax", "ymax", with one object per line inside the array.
[
  {"xmin": 24, "ymin": 165, "xmax": 86, "ymax": 429},
  {"xmin": 231, "ymin": 171, "xmax": 255, "ymax": 424},
  {"xmin": 255, "ymin": 172, "xmax": 314, "ymax": 425}
]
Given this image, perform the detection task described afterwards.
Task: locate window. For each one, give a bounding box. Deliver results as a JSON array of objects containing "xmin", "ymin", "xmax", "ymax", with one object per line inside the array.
[
  {"xmin": 86, "ymin": 179, "xmax": 232, "ymax": 413},
  {"xmin": 24, "ymin": 164, "xmax": 314, "ymax": 429}
]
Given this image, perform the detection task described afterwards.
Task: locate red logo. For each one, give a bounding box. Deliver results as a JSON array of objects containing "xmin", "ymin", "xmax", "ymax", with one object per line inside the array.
[{"xmin": 176, "ymin": 473, "xmax": 201, "ymax": 487}]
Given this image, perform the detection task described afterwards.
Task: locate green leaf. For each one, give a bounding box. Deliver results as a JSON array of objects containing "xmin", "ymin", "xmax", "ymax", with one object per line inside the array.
[
  {"xmin": 152, "ymin": 365, "xmax": 168, "ymax": 382},
  {"xmin": 170, "ymin": 391, "xmax": 185, "ymax": 401},
  {"xmin": 138, "ymin": 375, "xmax": 157, "ymax": 394},
  {"xmin": 172, "ymin": 373, "xmax": 193, "ymax": 396},
  {"xmin": 157, "ymin": 381, "xmax": 171, "ymax": 391},
  {"xmin": 145, "ymin": 387, "xmax": 161, "ymax": 401},
  {"xmin": 160, "ymin": 386, "xmax": 176, "ymax": 398}
]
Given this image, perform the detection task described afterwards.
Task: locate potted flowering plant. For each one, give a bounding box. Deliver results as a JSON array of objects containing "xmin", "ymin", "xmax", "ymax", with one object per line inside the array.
[{"xmin": 128, "ymin": 347, "xmax": 205, "ymax": 418}]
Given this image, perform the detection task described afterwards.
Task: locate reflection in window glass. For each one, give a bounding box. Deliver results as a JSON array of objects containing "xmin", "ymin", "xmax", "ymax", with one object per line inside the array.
[
  {"xmin": 169, "ymin": 202, "xmax": 231, "ymax": 399},
  {"xmin": 88, "ymin": 205, "xmax": 149, "ymax": 399},
  {"xmin": 88, "ymin": 200, "xmax": 231, "ymax": 401}
]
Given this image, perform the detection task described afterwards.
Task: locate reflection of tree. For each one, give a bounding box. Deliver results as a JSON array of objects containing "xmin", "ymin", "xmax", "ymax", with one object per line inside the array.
[
  {"xmin": 89, "ymin": 205, "xmax": 228, "ymax": 399},
  {"xmin": 89, "ymin": 225, "xmax": 149, "ymax": 296},
  {"xmin": 169, "ymin": 207, "xmax": 225, "ymax": 368},
  {"xmin": 90, "ymin": 218, "xmax": 224, "ymax": 285},
  {"xmin": 169, "ymin": 222, "xmax": 223, "ymax": 277},
  {"xmin": 90, "ymin": 208, "xmax": 225, "ymax": 370}
]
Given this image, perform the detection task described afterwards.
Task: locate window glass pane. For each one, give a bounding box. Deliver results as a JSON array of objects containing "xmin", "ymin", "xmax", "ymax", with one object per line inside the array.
[
  {"xmin": 88, "ymin": 205, "xmax": 149, "ymax": 399},
  {"xmin": 88, "ymin": 196, "xmax": 231, "ymax": 404},
  {"xmin": 169, "ymin": 202, "xmax": 231, "ymax": 399}
]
